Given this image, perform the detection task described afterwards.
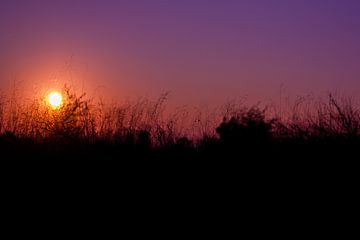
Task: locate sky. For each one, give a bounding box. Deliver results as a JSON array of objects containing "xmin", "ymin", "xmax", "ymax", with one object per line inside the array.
[{"xmin": 1, "ymin": 0, "xmax": 360, "ymax": 106}]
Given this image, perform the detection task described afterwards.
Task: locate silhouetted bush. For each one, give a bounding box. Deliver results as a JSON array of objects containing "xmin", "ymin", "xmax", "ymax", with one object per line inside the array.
[{"xmin": 216, "ymin": 107, "xmax": 274, "ymax": 148}]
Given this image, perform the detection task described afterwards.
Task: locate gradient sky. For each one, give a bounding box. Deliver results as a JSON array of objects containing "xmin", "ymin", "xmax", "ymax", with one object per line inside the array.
[{"xmin": 1, "ymin": 0, "xmax": 360, "ymax": 105}]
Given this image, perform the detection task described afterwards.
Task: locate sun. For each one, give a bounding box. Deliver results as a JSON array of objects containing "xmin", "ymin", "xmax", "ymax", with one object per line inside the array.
[{"xmin": 47, "ymin": 91, "xmax": 63, "ymax": 109}]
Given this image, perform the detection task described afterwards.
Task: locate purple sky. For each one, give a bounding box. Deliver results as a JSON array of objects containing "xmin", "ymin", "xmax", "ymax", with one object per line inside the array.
[{"xmin": 1, "ymin": 0, "xmax": 360, "ymax": 105}]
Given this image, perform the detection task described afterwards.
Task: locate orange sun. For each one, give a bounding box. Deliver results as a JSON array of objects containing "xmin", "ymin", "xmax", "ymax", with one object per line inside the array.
[{"xmin": 47, "ymin": 91, "xmax": 63, "ymax": 109}]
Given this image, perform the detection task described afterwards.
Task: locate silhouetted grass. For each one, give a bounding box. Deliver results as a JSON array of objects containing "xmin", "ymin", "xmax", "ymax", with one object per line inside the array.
[{"xmin": 0, "ymin": 85, "xmax": 359, "ymax": 162}]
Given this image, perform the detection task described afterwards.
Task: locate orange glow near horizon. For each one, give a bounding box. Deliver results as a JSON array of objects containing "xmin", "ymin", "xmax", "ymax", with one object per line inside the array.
[{"xmin": 47, "ymin": 91, "xmax": 63, "ymax": 109}]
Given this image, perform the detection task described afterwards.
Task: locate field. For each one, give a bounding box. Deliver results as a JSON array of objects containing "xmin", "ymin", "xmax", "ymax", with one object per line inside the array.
[{"xmin": 0, "ymin": 86, "xmax": 359, "ymax": 163}]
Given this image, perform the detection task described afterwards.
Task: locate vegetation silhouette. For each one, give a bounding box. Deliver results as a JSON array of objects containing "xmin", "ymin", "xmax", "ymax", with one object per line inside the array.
[
  {"xmin": 0, "ymin": 85, "xmax": 359, "ymax": 163},
  {"xmin": 216, "ymin": 107, "xmax": 274, "ymax": 148}
]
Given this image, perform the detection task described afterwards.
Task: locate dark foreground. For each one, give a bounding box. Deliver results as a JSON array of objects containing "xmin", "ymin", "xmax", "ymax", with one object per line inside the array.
[
  {"xmin": 2, "ymin": 134, "xmax": 357, "ymax": 229},
  {"xmin": 1, "ymin": 134, "xmax": 357, "ymax": 178}
]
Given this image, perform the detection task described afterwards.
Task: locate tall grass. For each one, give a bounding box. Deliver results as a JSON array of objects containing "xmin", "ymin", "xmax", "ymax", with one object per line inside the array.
[
  {"xmin": 0, "ymin": 85, "xmax": 360, "ymax": 151},
  {"xmin": 276, "ymin": 94, "xmax": 360, "ymax": 143}
]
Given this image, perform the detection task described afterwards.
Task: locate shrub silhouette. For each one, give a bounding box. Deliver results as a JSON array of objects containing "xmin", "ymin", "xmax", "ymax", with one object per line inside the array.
[{"xmin": 216, "ymin": 107, "xmax": 274, "ymax": 148}]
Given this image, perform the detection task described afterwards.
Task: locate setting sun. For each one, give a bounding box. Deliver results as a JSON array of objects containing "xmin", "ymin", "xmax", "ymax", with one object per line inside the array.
[{"xmin": 48, "ymin": 91, "xmax": 63, "ymax": 109}]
